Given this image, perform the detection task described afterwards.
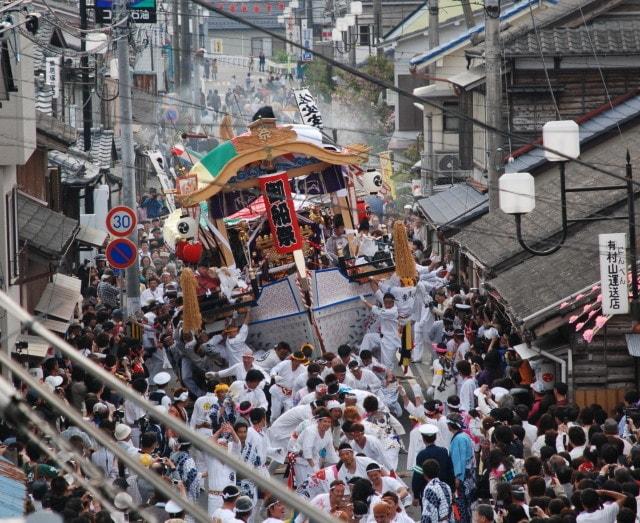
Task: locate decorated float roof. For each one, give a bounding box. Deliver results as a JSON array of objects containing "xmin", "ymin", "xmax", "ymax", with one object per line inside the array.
[{"xmin": 179, "ymin": 120, "xmax": 369, "ymax": 208}]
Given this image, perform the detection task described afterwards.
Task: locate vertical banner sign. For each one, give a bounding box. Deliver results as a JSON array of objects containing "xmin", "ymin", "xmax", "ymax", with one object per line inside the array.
[
  {"xmin": 599, "ymin": 233, "xmax": 629, "ymax": 315},
  {"xmin": 260, "ymin": 172, "xmax": 304, "ymax": 254},
  {"xmin": 378, "ymin": 151, "xmax": 396, "ymax": 199},
  {"xmin": 294, "ymin": 88, "xmax": 323, "ymax": 128},
  {"xmin": 45, "ymin": 57, "xmax": 60, "ymax": 99}
]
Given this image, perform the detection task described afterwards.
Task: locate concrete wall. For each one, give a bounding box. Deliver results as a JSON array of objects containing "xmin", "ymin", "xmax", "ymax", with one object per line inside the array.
[{"xmin": 207, "ymin": 29, "xmax": 286, "ymax": 58}]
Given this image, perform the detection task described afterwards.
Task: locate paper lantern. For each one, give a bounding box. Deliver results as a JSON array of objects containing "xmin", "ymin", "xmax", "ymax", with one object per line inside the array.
[{"xmin": 180, "ymin": 241, "xmax": 203, "ymax": 264}]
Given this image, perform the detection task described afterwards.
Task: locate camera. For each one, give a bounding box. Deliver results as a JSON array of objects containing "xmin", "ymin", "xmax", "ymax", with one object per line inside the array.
[{"xmin": 113, "ymin": 407, "xmax": 125, "ymax": 422}]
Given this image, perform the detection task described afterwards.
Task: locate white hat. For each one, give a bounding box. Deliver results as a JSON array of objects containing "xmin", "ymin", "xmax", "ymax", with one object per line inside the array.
[
  {"xmin": 114, "ymin": 492, "xmax": 133, "ymax": 510},
  {"xmin": 153, "ymin": 372, "xmax": 171, "ymax": 386},
  {"xmin": 44, "ymin": 375, "xmax": 63, "ymax": 390},
  {"xmin": 327, "ymin": 400, "xmax": 343, "ymax": 410},
  {"xmin": 418, "ymin": 423, "xmax": 439, "ymax": 436},
  {"xmin": 165, "ymin": 500, "xmax": 184, "ymax": 514},
  {"xmin": 114, "ymin": 423, "xmax": 132, "ymax": 441},
  {"xmin": 242, "ymin": 348, "xmax": 254, "ymax": 358}
]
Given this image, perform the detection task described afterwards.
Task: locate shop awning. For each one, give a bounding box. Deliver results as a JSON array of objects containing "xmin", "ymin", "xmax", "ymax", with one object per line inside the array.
[
  {"xmin": 40, "ymin": 318, "xmax": 72, "ymax": 334},
  {"xmin": 76, "ymin": 224, "xmax": 108, "ymax": 248},
  {"xmin": 18, "ymin": 192, "xmax": 79, "ymax": 257},
  {"xmin": 14, "ymin": 335, "xmax": 51, "ymax": 359},
  {"xmin": 416, "ymin": 183, "xmax": 488, "ymax": 231},
  {"xmin": 34, "ymin": 273, "xmax": 82, "ymax": 322}
]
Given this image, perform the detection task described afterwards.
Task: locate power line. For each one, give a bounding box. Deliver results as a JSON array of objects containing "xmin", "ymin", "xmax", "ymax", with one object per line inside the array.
[{"xmin": 188, "ymin": 0, "xmax": 640, "ymax": 190}]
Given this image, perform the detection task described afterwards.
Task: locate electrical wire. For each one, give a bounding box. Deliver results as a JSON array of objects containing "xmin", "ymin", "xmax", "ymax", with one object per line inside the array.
[
  {"xmin": 526, "ymin": 0, "xmax": 560, "ymax": 119},
  {"xmin": 0, "ymin": 291, "xmax": 339, "ymax": 523},
  {"xmin": 187, "ymin": 0, "xmax": 640, "ymax": 190}
]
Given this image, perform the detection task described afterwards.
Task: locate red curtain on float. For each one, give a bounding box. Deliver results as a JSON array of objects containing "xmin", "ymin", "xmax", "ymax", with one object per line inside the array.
[{"xmin": 259, "ymin": 172, "xmax": 304, "ymax": 254}]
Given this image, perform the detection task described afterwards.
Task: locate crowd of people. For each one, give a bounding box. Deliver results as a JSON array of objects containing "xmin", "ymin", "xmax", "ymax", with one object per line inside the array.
[{"xmin": 6, "ymin": 192, "xmax": 640, "ymax": 523}]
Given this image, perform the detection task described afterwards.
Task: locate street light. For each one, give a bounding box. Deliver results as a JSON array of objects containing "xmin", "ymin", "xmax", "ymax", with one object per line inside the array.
[
  {"xmin": 336, "ymin": 17, "xmax": 348, "ymax": 31},
  {"xmin": 499, "ymin": 120, "xmax": 640, "ymax": 317},
  {"xmin": 350, "ymin": 1, "xmax": 363, "ymax": 15},
  {"xmin": 499, "ymin": 120, "xmax": 579, "ymax": 256},
  {"xmin": 331, "ymin": 27, "xmax": 342, "ymax": 41}
]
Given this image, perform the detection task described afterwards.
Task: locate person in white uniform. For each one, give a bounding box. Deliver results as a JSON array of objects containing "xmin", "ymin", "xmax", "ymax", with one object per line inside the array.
[
  {"xmin": 345, "ymin": 360, "xmax": 382, "ymax": 393},
  {"xmin": 351, "ymin": 423, "xmax": 393, "ymax": 471},
  {"xmin": 269, "ymin": 351, "xmax": 307, "ymax": 420},
  {"xmin": 229, "ymin": 369, "xmax": 269, "ymax": 411},
  {"xmin": 206, "ymin": 423, "xmax": 241, "ymax": 516},
  {"xmin": 254, "ymin": 342, "xmax": 292, "ymax": 372},
  {"xmin": 267, "ymin": 402, "xmax": 315, "ymax": 462},
  {"xmin": 293, "ymin": 408, "xmax": 340, "ymax": 484},
  {"xmin": 359, "ymin": 293, "xmax": 401, "ymax": 370},
  {"xmin": 212, "ymin": 485, "xmax": 241, "ymax": 523},
  {"xmin": 206, "ymin": 349, "xmax": 267, "ymax": 383},
  {"xmin": 206, "ymin": 311, "xmax": 252, "ymax": 367}
]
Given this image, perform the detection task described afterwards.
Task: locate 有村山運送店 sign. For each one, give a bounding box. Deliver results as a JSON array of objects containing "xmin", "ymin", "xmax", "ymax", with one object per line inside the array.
[{"xmin": 599, "ymin": 232, "xmax": 629, "ymax": 315}]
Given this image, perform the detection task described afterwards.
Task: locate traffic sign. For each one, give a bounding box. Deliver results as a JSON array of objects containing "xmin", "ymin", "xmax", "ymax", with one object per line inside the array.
[
  {"xmin": 106, "ymin": 238, "xmax": 138, "ymax": 270},
  {"xmin": 106, "ymin": 206, "xmax": 137, "ymax": 237}
]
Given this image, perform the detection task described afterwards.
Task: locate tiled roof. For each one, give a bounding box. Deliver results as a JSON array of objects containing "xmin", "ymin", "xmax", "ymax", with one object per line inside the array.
[
  {"xmin": 35, "ymin": 87, "xmax": 53, "ymax": 115},
  {"xmin": 505, "ymin": 22, "xmax": 640, "ymax": 57},
  {"xmin": 488, "ymin": 199, "xmax": 640, "ymax": 325},
  {"xmin": 416, "ymin": 183, "xmax": 488, "ymax": 231},
  {"xmin": 49, "ymin": 149, "xmax": 102, "ymax": 185},
  {"xmin": 18, "ymin": 192, "xmax": 78, "ymax": 256},
  {"xmin": 452, "ymin": 117, "xmax": 640, "ymax": 271},
  {"xmin": 73, "ymin": 129, "xmax": 116, "ymax": 170}
]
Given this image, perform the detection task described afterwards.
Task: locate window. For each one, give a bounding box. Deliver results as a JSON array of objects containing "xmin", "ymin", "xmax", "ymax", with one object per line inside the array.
[
  {"xmin": 443, "ymin": 102, "xmax": 460, "ymax": 132},
  {"xmin": 359, "ymin": 25, "xmax": 370, "ymax": 47}
]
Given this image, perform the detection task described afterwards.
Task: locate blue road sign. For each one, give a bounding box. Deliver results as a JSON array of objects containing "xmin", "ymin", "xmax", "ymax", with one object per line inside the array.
[{"xmin": 106, "ymin": 238, "xmax": 138, "ymax": 270}]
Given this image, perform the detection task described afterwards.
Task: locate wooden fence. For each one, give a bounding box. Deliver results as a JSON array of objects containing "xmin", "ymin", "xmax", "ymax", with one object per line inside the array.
[{"xmin": 573, "ymin": 389, "xmax": 627, "ymax": 416}]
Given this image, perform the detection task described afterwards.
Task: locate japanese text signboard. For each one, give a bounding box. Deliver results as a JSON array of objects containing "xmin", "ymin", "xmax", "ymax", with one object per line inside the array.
[
  {"xmin": 294, "ymin": 88, "xmax": 323, "ymax": 129},
  {"xmin": 45, "ymin": 57, "xmax": 60, "ymax": 99},
  {"xmin": 259, "ymin": 172, "xmax": 304, "ymax": 254},
  {"xmin": 599, "ymin": 233, "xmax": 629, "ymax": 315}
]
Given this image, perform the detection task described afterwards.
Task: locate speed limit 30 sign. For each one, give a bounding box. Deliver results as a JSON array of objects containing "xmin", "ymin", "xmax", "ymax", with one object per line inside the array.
[{"xmin": 106, "ymin": 206, "xmax": 137, "ymax": 237}]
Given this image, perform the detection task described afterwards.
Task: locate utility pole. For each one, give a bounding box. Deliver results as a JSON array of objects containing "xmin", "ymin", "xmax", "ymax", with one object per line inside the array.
[
  {"xmin": 460, "ymin": 0, "xmax": 475, "ymax": 30},
  {"xmin": 428, "ymin": 0, "xmax": 438, "ymax": 80},
  {"xmin": 180, "ymin": 0, "xmax": 191, "ymax": 93},
  {"xmin": 348, "ymin": 0, "xmax": 356, "ymax": 67},
  {"xmin": 194, "ymin": 7, "xmax": 201, "ymax": 124},
  {"xmin": 421, "ymin": 0, "xmax": 438, "ymax": 195},
  {"xmin": 485, "ymin": 0, "xmax": 502, "ymax": 212},
  {"xmin": 172, "ymin": 0, "xmax": 181, "ymax": 90},
  {"xmin": 306, "ymin": 0, "xmax": 313, "ymax": 39},
  {"xmin": 422, "ymin": 112, "xmax": 434, "ymax": 195},
  {"xmin": 116, "ymin": 5, "xmax": 141, "ymax": 314},
  {"xmin": 373, "ymin": 0, "xmax": 382, "ymax": 56},
  {"xmin": 79, "ymin": 0, "xmax": 92, "ymax": 151}
]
